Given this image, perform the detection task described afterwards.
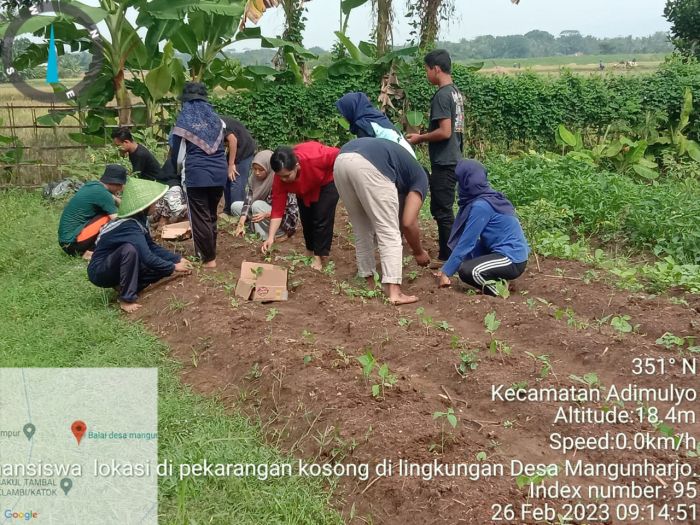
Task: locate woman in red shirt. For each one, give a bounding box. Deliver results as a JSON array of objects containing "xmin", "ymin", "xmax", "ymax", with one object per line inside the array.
[{"xmin": 263, "ymin": 142, "xmax": 340, "ymax": 271}]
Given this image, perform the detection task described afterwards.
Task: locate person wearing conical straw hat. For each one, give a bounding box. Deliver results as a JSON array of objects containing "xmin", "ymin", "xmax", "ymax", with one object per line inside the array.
[{"xmin": 87, "ymin": 178, "xmax": 193, "ymax": 313}]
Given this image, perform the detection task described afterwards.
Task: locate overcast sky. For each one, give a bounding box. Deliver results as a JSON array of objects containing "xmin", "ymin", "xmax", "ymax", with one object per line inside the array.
[{"xmin": 230, "ymin": 0, "xmax": 671, "ymax": 52}]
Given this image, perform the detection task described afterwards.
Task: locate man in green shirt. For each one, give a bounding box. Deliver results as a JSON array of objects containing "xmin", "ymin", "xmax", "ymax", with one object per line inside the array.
[{"xmin": 57, "ymin": 164, "xmax": 126, "ymax": 258}]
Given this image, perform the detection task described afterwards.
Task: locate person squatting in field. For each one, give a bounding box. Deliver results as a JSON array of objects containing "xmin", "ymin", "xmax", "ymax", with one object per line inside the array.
[
  {"xmin": 435, "ymin": 159, "xmax": 529, "ymax": 295},
  {"xmin": 87, "ymin": 178, "xmax": 193, "ymax": 313},
  {"xmin": 231, "ymin": 150, "xmax": 299, "ymax": 241}
]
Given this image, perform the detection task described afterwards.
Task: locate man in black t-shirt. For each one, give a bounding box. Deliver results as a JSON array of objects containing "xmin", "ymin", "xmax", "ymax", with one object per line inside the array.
[
  {"xmin": 221, "ymin": 117, "xmax": 257, "ymax": 215},
  {"xmin": 111, "ymin": 127, "xmax": 187, "ymax": 225},
  {"xmin": 112, "ymin": 127, "xmax": 163, "ymax": 182},
  {"xmin": 406, "ymin": 49, "xmax": 465, "ymax": 262}
]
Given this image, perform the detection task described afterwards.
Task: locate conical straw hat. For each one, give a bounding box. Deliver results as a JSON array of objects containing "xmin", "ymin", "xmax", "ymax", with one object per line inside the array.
[{"xmin": 117, "ymin": 177, "xmax": 168, "ymax": 218}]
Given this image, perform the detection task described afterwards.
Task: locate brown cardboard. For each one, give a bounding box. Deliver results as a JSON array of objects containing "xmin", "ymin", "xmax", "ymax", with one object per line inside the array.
[
  {"xmin": 161, "ymin": 221, "xmax": 191, "ymax": 240},
  {"xmin": 235, "ymin": 261, "xmax": 288, "ymax": 302}
]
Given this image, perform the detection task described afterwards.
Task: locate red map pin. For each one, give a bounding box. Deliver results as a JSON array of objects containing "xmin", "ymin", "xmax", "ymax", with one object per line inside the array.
[{"xmin": 71, "ymin": 420, "xmax": 87, "ymax": 445}]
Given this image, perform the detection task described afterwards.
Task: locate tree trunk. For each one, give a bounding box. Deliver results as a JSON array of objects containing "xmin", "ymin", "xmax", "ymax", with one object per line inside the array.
[
  {"xmin": 374, "ymin": 0, "xmax": 393, "ymax": 56},
  {"xmin": 419, "ymin": 0, "xmax": 441, "ymax": 49}
]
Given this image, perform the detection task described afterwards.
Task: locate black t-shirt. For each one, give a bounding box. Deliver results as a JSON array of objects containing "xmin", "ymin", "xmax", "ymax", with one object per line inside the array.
[
  {"xmin": 221, "ymin": 117, "xmax": 256, "ymax": 162},
  {"xmin": 428, "ymin": 84, "xmax": 464, "ymax": 166},
  {"xmin": 340, "ymin": 137, "xmax": 429, "ymax": 199},
  {"xmin": 129, "ymin": 145, "xmax": 163, "ymax": 182}
]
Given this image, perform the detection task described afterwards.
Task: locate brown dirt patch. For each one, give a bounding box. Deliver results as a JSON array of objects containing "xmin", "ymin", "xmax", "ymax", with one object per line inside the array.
[{"xmin": 136, "ymin": 210, "xmax": 699, "ymax": 524}]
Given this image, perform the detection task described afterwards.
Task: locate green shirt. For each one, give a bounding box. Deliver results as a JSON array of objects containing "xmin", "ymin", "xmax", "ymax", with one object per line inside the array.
[{"xmin": 57, "ymin": 181, "xmax": 118, "ymax": 244}]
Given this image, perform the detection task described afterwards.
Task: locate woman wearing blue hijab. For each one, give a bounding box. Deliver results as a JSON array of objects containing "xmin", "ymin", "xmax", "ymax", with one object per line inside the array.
[
  {"xmin": 336, "ymin": 92, "xmax": 415, "ymax": 157},
  {"xmin": 170, "ymin": 82, "xmax": 228, "ymax": 268},
  {"xmin": 435, "ymin": 160, "xmax": 529, "ymax": 295}
]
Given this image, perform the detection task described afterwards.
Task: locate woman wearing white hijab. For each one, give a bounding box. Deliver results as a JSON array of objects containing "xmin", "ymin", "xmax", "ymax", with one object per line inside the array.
[{"xmin": 232, "ymin": 150, "xmax": 299, "ymax": 241}]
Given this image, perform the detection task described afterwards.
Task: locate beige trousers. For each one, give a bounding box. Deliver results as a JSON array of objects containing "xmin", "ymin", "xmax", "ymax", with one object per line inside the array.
[{"xmin": 334, "ymin": 152, "xmax": 403, "ymax": 284}]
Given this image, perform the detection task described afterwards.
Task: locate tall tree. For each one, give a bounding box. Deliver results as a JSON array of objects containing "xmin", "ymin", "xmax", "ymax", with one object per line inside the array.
[{"xmin": 664, "ymin": 0, "xmax": 700, "ymax": 58}]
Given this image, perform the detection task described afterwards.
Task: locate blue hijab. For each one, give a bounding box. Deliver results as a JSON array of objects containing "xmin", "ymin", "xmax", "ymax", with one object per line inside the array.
[
  {"xmin": 336, "ymin": 92, "xmax": 397, "ymax": 137},
  {"xmin": 171, "ymin": 100, "xmax": 224, "ymax": 155},
  {"xmin": 447, "ymin": 160, "xmax": 515, "ymax": 251}
]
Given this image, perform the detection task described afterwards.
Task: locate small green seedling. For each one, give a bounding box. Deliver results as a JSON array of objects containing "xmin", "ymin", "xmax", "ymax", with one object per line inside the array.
[
  {"xmin": 266, "ymin": 308, "xmax": 279, "ymax": 322},
  {"xmin": 456, "ymin": 350, "xmax": 479, "ymax": 377},
  {"xmin": 432, "ymin": 407, "xmax": 458, "ymax": 453},
  {"xmin": 398, "ymin": 317, "xmax": 412, "ymax": 328},
  {"xmin": 525, "ymin": 351, "xmax": 553, "ymax": 379},
  {"xmin": 484, "ymin": 311, "xmax": 501, "ymax": 334},
  {"xmin": 610, "ymin": 315, "xmax": 635, "ymax": 333},
  {"xmin": 475, "ymin": 451, "xmax": 487, "ymax": 461}
]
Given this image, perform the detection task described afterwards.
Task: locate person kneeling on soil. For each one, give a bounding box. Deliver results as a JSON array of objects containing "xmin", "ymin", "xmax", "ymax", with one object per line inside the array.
[
  {"xmin": 263, "ymin": 141, "xmax": 340, "ymax": 271},
  {"xmin": 87, "ymin": 178, "xmax": 193, "ymax": 313},
  {"xmin": 435, "ymin": 159, "xmax": 529, "ymax": 295},
  {"xmin": 232, "ymin": 150, "xmax": 299, "ymax": 241},
  {"xmin": 334, "ymin": 137, "xmax": 431, "ymax": 305},
  {"xmin": 57, "ymin": 164, "xmax": 126, "ymax": 259}
]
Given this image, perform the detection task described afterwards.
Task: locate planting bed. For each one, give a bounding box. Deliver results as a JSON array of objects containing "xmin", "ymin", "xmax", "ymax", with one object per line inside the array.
[{"xmin": 136, "ymin": 210, "xmax": 699, "ymax": 524}]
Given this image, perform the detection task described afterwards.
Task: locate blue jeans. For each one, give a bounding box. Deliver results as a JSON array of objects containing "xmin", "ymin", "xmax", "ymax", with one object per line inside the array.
[{"xmin": 223, "ymin": 154, "xmax": 254, "ymax": 215}]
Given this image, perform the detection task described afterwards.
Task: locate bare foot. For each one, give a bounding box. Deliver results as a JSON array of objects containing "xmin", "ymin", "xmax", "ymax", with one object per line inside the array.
[
  {"xmin": 119, "ymin": 300, "xmax": 142, "ymax": 313},
  {"xmin": 310, "ymin": 256, "xmax": 323, "ymax": 271},
  {"xmin": 388, "ymin": 292, "xmax": 419, "ymax": 306},
  {"xmin": 203, "ymin": 260, "xmax": 217, "ymax": 269},
  {"xmin": 365, "ymin": 275, "xmax": 375, "ymax": 288},
  {"xmin": 384, "ymin": 283, "xmax": 419, "ymax": 305},
  {"xmin": 82, "ymin": 250, "xmax": 93, "ymax": 261}
]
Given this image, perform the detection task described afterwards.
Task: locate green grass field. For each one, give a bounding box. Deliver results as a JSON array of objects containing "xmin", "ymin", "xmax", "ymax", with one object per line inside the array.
[
  {"xmin": 462, "ymin": 53, "xmax": 667, "ymax": 75},
  {"xmin": 0, "ymin": 190, "xmax": 342, "ymax": 525}
]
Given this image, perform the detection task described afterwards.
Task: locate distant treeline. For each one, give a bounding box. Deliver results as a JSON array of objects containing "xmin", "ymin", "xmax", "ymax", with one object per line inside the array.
[
  {"xmin": 229, "ymin": 31, "xmax": 673, "ymax": 65},
  {"xmin": 437, "ymin": 31, "xmax": 673, "ymax": 60}
]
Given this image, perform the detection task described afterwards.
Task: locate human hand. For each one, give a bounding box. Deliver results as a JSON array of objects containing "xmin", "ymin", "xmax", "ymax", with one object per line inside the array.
[
  {"xmin": 414, "ymin": 250, "xmax": 430, "ymax": 267},
  {"xmin": 228, "ymin": 166, "xmax": 239, "ymax": 181},
  {"xmin": 433, "ymin": 271, "xmax": 451, "ymax": 288},
  {"xmin": 252, "ymin": 212, "xmax": 270, "ymax": 223},
  {"xmin": 174, "ymin": 260, "xmax": 193, "ymax": 274},
  {"xmin": 234, "ymin": 222, "xmax": 246, "ymax": 237},
  {"xmin": 261, "ymin": 239, "xmax": 274, "ymax": 253},
  {"xmin": 406, "ymin": 133, "xmax": 422, "ymax": 145}
]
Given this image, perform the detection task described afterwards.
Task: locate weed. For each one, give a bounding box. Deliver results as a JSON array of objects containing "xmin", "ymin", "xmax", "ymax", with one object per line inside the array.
[
  {"xmin": 510, "ymin": 381, "xmax": 529, "ymax": 391},
  {"xmin": 398, "ymin": 317, "xmax": 412, "ymax": 328},
  {"xmin": 475, "ymin": 451, "xmax": 487, "ymax": 461},
  {"xmin": 245, "ymin": 363, "xmax": 262, "ymax": 381},
  {"xmin": 669, "ymin": 296, "xmax": 689, "ymax": 306},
  {"xmin": 168, "ymin": 296, "xmax": 188, "ymax": 313},
  {"xmin": 322, "ymin": 260, "xmax": 336, "ymax": 276},
  {"xmin": 526, "ymin": 298, "xmax": 537, "ymax": 310},
  {"xmin": 406, "ymin": 270, "xmax": 419, "ymax": 282},
  {"xmin": 303, "ymin": 355, "xmax": 313, "ymax": 365},
  {"xmin": 266, "ymin": 308, "xmax": 279, "ymax": 322},
  {"xmin": 503, "ymin": 420, "xmax": 514, "ymax": 429}
]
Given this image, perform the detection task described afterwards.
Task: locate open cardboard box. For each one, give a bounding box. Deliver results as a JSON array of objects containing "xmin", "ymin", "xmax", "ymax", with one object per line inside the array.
[
  {"xmin": 235, "ymin": 261, "xmax": 288, "ymax": 302},
  {"xmin": 161, "ymin": 220, "xmax": 191, "ymax": 240}
]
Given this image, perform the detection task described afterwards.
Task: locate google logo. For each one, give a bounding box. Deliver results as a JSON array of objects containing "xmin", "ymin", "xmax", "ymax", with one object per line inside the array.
[{"xmin": 3, "ymin": 510, "xmax": 39, "ymax": 521}]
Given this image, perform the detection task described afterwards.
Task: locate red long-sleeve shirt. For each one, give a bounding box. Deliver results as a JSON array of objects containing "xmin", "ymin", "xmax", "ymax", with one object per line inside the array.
[{"xmin": 270, "ymin": 142, "xmax": 340, "ymax": 219}]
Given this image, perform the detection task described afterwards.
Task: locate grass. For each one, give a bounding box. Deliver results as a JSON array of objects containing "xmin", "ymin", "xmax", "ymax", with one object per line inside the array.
[
  {"xmin": 0, "ymin": 189, "xmax": 342, "ymax": 525},
  {"xmin": 467, "ymin": 53, "xmax": 666, "ymax": 75}
]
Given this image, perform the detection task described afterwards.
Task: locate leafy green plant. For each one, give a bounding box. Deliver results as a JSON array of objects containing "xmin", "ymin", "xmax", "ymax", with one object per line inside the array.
[
  {"xmin": 525, "ymin": 352, "xmax": 553, "ymax": 379},
  {"xmin": 356, "ymin": 349, "xmax": 397, "ymax": 399},
  {"xmin": 456, "ymin": 350, "xmax": 480, "ymax": 377},
  {"xmin": 656, "ymin": 331, "xmax": 686, "ymax": 349},
  {"xmin": 610, "ymin": 315, "xmax": 636, "ymax": 333},
  {"xmin": 266, "ymin": 308, "xmax": 279, "ymax": 322},
  {"xmin": 484, "ymin": 279, "xmax": 511, "ymax": 299},
  {"xmin": 432, "ymin": 407, "xmax": 458, "ymax": 454}
]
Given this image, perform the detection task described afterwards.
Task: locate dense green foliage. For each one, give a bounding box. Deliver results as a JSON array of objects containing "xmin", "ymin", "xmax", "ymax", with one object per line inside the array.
[
  {"xmin": 665, "ymin": 0, "xmax": 700, "ymax": 58},
  {"xmin": 486, "ymin": 154, "xmax": 700, "ymax": 265},
  {"xmin": 214, "ymin": 58, "xmax": 700, "ymax": 152}
]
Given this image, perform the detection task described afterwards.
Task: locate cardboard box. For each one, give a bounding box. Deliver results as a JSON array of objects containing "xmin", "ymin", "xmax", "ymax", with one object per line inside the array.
[
  {"xmin": 161, "ymin": 221, "xmax": 191, "ymax": 240},
  {"xmin": 235, "ymin": 261, "xmax": 288, "ymax": 302}
]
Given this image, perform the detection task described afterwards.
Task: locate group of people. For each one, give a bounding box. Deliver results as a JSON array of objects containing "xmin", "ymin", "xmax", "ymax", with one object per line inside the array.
[{"xmin": 58, "ymin": 49, "xmax": 529, "ymax": 310}]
